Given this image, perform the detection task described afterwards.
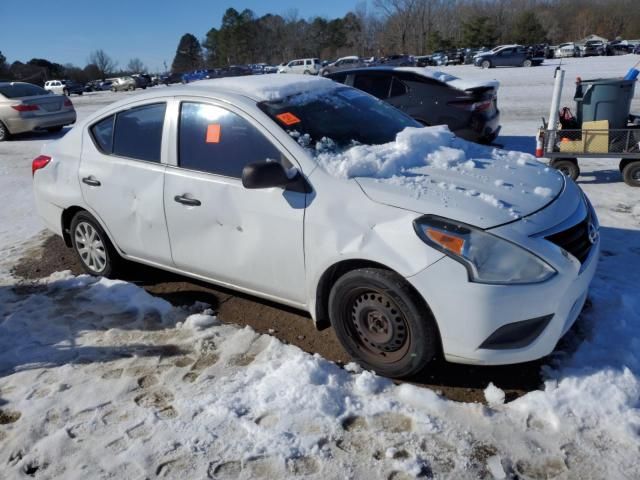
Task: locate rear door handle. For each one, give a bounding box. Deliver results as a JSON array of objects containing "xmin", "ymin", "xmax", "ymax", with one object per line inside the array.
[
  {"xmin": 82, "ymin": 176, "xmax": 101, "ymax": 187},
  {"xmin": 174, "ymin": 195, "xmax": 201, "ymax": 207}
]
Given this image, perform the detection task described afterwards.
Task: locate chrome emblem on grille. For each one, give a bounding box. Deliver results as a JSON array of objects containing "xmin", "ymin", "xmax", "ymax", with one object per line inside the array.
[{"xmin": 587, "ymin": 222, "xmax": 599, "ymax": 245}]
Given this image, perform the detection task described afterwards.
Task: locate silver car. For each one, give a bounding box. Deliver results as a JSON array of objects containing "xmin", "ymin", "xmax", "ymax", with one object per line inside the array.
[
  {"xmin": 0, "ymin": 82, "xmax": 76, "ymax": 141},
  {"xmin": 110, "ymin": 77, "xmax": 136, "ymax": 92}
]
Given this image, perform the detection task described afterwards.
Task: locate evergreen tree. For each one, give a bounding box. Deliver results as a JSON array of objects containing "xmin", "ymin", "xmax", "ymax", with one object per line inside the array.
[
  {"xmin": 512, "ymin": 11, "xmax": 547, "ymax": 45},
  {"xmin": 171, "ymin": 34, "xmax": 203, "ymax": 73},
  {"xmin": 461, "ymin": 16, "xmax": 498, "ymax": 47}
]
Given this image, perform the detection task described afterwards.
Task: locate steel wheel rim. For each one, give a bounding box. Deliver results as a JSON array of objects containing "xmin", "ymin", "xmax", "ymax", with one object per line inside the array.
[
  {"xmin": 345, "ymin": 289, "xmax": 410, "ymax": 364},
  {"xmin": 74, "ymin": 221, "xmax": 107, "ymax": 273}
]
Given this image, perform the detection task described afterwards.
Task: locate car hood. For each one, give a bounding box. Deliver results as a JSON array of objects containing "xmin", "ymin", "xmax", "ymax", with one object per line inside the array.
[{"xmin": 315, "ymin": 126, "xmax": 565, "ymax": 229}]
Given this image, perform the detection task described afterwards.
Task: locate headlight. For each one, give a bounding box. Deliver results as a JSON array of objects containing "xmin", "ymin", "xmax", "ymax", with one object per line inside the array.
[{"xmin": 413, "ymin": 216, "xmax": 556, "ymax": 285}]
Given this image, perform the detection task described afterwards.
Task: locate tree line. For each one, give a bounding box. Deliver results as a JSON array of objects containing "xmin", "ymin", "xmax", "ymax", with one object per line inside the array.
[
  {"xmin": 0, "ymin": 49, "xmax": 148, "ymax": 84},
  {"xmin": 2, "ymin": 0, "xmax": 639, "ymax": 82}
]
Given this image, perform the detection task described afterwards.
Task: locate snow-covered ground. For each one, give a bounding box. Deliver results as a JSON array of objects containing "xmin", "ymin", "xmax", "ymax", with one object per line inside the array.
[{"xmin": 1, "ymin": 56, "xmax": 640, "ymax": 479}]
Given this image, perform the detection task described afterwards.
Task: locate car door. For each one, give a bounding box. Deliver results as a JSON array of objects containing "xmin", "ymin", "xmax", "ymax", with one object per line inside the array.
[
  {"xmin": 78, "ymin": 101, "xmax": 172, "ymax": 264},
  {"xmin": 494, "ymin": 48, "xmax": 511, "ymax": 66},
  {"xmin": 163, "ymin": 99, "xmax": 307, "ymax": 304}
]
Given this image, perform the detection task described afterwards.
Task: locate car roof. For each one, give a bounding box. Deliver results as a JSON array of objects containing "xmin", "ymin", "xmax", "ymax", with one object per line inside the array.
[{"xmin": 326, "ymin": 66, "xmax": 500, "ymax": 91}]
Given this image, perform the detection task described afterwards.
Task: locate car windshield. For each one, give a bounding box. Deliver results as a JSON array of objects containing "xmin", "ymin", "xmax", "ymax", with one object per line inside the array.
[
  {"xmin": 258, "ymin": 87, "xmax": 420, "ymax": 150},
  {"xmin": 0, "ymin": 83, "xmax": 48, "ymax": 98}
]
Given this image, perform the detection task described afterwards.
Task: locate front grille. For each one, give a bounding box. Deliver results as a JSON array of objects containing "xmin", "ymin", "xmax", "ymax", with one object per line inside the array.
[{"xmin": 546, "ymin": 215, "xmax": 592, "ymax": 263}]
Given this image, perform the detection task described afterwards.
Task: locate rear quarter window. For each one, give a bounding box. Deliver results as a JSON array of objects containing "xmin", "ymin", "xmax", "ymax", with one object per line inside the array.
[{"xmin": 90, "ymin": 115, "xmax": 115, "ymax": 153}]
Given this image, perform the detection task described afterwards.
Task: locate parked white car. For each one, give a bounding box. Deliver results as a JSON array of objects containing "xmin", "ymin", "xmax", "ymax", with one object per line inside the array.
[
  {"xmin": 32, "ymin": 75, "xmax": 599, "ymax": 378},
  {"xmin": 555, "ymin": 43, "xmax": 580, "ymax": 58},
  {"xmin": 278, "ymin": 58, "xmax": 321, "ymax": 75},
  {"xmin": 44, "ymin": 80, "xmax": 65, "ymax": 95}
]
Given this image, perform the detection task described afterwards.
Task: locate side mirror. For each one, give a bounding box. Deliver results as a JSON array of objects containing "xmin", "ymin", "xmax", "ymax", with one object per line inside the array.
[{"xmin": 242, "ymin": 161, "xmax": 312, "ymax": 194}]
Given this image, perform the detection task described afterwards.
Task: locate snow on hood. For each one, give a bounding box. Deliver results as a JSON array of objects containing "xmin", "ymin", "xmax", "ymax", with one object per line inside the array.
[
  {"xmin": 199, "ymin": 74, "xmax": 337, "ymax": 101},
  {"xmin": 395, "ymin": 67, "xmax": 499, "ymax": 91},
  {"xmin": 316, "ymin": 126, "xmax": 565, "ymax": 229}
]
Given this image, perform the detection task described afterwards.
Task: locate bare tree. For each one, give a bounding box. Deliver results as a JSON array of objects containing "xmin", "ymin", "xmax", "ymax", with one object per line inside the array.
[
  {"xmin": 88, "ymin": 49, "xmax": 117, "ymax": 80},
  {"xmin": 127, "ymin": 58, "xmax": 146, "ymax": 74}
]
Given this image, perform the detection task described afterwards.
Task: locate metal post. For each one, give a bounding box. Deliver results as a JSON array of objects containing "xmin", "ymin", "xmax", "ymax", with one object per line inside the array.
[{"xmin": 547, "ymin": 68, "xmax": 565, "ymax": 152}]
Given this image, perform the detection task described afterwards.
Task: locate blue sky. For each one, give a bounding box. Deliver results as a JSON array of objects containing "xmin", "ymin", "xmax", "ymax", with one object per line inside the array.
[{"xmin": 0, "ymin": 0, "xmax": 361, "ymax": 72}]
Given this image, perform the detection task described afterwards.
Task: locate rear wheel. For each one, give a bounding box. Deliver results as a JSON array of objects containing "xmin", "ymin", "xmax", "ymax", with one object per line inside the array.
[
  {"xmin": 70, "ymin": 211, "xmax": 120, "ymax": 277},
  {"xmin": 329, "ymin": 268, "xmax": 439, "ymax": 378},
  {"xmin": 550, "ymin": 158, "xmax": 580, "ymax": 180},
  {"xmin": 0, "ymin": 121, "xmax": 10, "ymax": 142},
  {"xmin": 63, "ymin": 88, "xmax": 69, "ymax": 96},
  {"xmin": 622, "ymin": 161, "xmax": 640, "ymax": 187},
  {"xmin": 619, "ymin": 159, "xmax": 633, "ymax": 172},
  {"xmin": 481, "ymin": 60, "xmax": 491, "ymax": 69},
  {"xmin": 303, "ymin": 70, "xmax": 311, "ymax": 75}
]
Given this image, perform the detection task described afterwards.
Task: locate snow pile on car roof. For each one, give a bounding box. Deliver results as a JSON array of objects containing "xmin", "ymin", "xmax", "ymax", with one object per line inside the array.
[{"xmin": 199, "ymin": 74, "xmax": 337, "ymax": 101}]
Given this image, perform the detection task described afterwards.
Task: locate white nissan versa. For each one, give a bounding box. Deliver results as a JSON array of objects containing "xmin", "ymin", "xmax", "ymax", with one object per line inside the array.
[{"xmin": 33, "ymin": 75, "xmax": 600, "ymax": 378}]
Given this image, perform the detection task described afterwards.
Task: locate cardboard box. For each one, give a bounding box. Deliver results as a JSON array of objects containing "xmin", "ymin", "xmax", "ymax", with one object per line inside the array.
[{"xmin": 582, "ymin": 120, "xmax": 609, "ymax": 153}]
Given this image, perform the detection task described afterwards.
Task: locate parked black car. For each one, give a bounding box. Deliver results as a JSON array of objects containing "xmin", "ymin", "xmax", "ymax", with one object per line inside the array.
[
  {"xmin": 61, "ymin": 80, "xmax": 85, "ymax": 95},
  {"xmin": 162, "ymin": 73, "xmax": 183, "ymax": 85},
  {"xmin": 474, "ymin": 45, "xmax": 543, "ymax": 68},
  {"xmin": 606, "ymin": 40, "xmax": 633, "ymax": 56},
  {"xmin": 379, "ymin": 55, "xmax": 416, "ymax": 67},
  {"xmin": 327, "ymin": 67, "xmax": 501, "ymax": 144},
  {"xmin": 581, "ymin": 40, "xmax": 605, "ymax": 56}
]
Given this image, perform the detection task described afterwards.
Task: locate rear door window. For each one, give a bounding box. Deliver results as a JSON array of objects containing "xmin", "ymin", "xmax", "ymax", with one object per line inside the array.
[
  {"xmin": 353, "ymin": 74, "xmax": 392, "ymax": 99},
  {"xmin": 178, "ymin": 102, "xmax": 284, "ymax": 178},
  {"xmin": 112, "ymin": 103, "xmax": 166, "ymax": 162}
]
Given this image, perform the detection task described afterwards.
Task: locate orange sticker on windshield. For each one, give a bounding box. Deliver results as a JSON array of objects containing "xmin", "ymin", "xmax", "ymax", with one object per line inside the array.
[
  {"xmin": 206, "ymin": 124, "xmax": 221, "ymax": 143},
  {"xmin": 276, "ymin": 112, "xmax": 301, "ymax": 126}
]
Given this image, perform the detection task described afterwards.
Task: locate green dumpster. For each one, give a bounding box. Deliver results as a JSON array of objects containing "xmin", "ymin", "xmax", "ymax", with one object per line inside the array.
[{"xmin": 574, "ymin": 78, "xmax": 636, "ymax": 128}]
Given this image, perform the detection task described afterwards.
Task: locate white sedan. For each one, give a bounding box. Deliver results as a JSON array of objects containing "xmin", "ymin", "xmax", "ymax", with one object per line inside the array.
[{"xmin": 32, "ymin": 75, "xmax": 599, "ymax": 377}]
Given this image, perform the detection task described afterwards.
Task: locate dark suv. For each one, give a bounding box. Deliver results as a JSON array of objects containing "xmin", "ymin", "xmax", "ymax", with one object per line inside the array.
[
  {"xmin": 474, "ymin": 45, "xmax": 543, "ymax": 68},
  {"xmin": 327, "ymin": 67, "xmax": 501, "ymax": 143}
]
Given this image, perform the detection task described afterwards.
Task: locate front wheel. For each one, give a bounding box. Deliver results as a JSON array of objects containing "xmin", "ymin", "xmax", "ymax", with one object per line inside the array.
[
  {"xmin": 329, "ymin": 268, "xmax": 439, "ymax": 378},
  {"xmin": 622, "ymin": 161, "xmax": 640, "ymax": 187},
  {"xmin": 523, "ymin": 59, "xmax": 533, "ymax": 67},
  {"xmin": 70, "ymin": 211, "xmax": 120, "ymax": 277},
  {"xmin": 550, "ymin": 158, "xmax": 580, "ymax": 180},
  {"xmin": 481, "ymin": 60, "xmax": 491, "ymax": 69}
]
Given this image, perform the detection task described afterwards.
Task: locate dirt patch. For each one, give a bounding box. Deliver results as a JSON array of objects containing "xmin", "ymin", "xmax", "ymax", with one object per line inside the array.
[{"xmin": 11, "ymin": 234, "xmax": 553, "ymax": 403}]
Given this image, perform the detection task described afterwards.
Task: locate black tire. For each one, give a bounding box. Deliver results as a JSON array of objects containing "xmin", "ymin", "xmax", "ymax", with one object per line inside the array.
[
  {"xmin": 47, "ymin": 126, "xmax": 63, "ymax": 133},
  {"xmin": 523, "ymin": 59, "xmax": 533, "ymax": 67},
  {"xmin": 70, "ymin": 211, "xmax": 120, "ymax": 277},
  {"xmin": 622, "ymin": 161, "xmax": 640, "ymax": 187},
  {"xmin": 619, "ymin": 159, "xmax": 633, "ymax": 172},
  {"xmin": 303, "ymin": 70, "xmax": 311, "ymax": 75},
  {"xmin": 481, "ymin": 60, "xmax": 491, "ymax": 69},
  {"xmin": 0, "ymin": 121, "xmax": 10, "ymax": 142},
  {"xmin": 329, "ymin": 268, "xmax": 439, "ymax": 378},
  {"xmin": 550, "ymin": 158, "xmax": 580, "ymax": 180}
]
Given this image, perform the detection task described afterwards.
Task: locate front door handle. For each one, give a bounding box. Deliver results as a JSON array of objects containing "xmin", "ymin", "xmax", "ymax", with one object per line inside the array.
[
  {"xmin": 174, "ymin": 195, "xmax": 201, "ymax": 207},
  {"xmin": 82, "ymin": 176, "xmax": 101, "ymax": 187}
]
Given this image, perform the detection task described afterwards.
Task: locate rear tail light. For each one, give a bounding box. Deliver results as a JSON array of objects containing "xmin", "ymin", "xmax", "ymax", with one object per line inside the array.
[
  {"xmin": 32, "ymin": 155, "xmax": 52, "ymax": 177},
  {"xmin": 448, "ymin": 99, "xmax": 493, "ymax": 112},
  {"xmin": 64, "ymin": 98, "xmax": 73, "ymax": 107},
  {"xmin": 11, "ymin": 104, "xmax": 39, "ymax": 112}
]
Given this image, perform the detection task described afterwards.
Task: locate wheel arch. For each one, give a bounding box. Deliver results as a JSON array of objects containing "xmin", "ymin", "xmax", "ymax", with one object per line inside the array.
[
  {"xmin": 61, "ymin": 206, "xmax": 120, "ymax": 254},
  {"xmin": 313, "ymin": 258, "xmax": 437, "ymax": 337}
]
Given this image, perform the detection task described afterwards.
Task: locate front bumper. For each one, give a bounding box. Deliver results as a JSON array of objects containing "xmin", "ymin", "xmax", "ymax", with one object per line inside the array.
[
  {"xmin": 406, "ymin": 190, "xmax": 599, "ymax": 366},
  {"xmin": 6, "ymin": 110, "xmax": 76, "ymax": 134}
]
